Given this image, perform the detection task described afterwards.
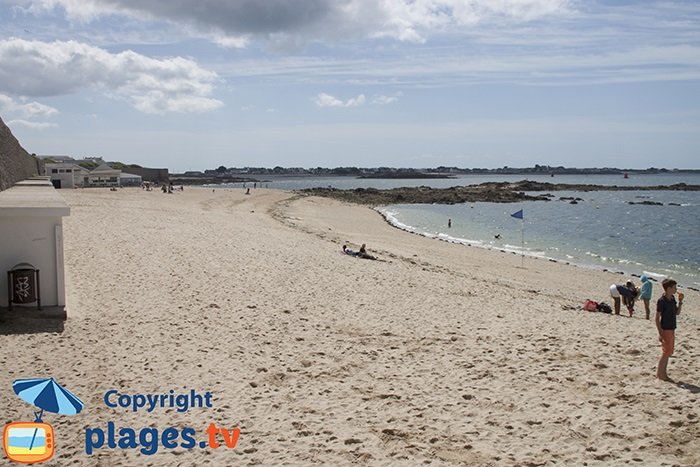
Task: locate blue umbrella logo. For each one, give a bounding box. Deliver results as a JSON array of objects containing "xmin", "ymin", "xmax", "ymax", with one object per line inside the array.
[{"xmin": 11, "ymin": 378, "xmax": 84, "ymax": 451}]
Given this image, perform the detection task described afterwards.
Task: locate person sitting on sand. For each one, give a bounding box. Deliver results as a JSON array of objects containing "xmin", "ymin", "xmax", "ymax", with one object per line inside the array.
[
  {"xmin": 357, "ymin": 243, "xmax": 377, "ymax": 260},
  {"xmin": 342, "ymin": 245, "xmax": 358, "ymax": 256}
]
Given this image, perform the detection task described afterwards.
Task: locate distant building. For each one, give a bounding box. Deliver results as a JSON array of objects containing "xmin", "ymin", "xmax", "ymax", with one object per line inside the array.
[
  {"xmin": 44, "ymin": 161, "xmax": 125, "ymax": 188},
  {"xmin": 120, "ymin": 172, "xmax": 142, "ymax": 187},
  {"xmin": 40, "ymin": 155, "xmax": 166, "ymax": 187},
  {"xmin": 84, "ymin": 163, "xmax": 120, "ymax": 187},
  {"xmin": 44, "ymin": 162, "xmax": 85, "ymax": 189}
]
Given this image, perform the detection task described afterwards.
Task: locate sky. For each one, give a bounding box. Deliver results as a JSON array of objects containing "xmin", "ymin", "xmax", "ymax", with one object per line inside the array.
[{"xmin": 0, "ymin": 0, "xmax": 698, "ymax": 172}]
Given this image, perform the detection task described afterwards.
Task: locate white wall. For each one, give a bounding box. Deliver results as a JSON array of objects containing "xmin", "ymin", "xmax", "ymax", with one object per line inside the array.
[
  {"xmin": 44, "ymin": 165, "xmax": 77, "ymax": 189},
  {"xmin": 0, "ymin": 216, "xmax": 65, "ymax": 308},
  {"xmin": 0, "ymin": 180, "xmax": 69, "ymax": 310}
]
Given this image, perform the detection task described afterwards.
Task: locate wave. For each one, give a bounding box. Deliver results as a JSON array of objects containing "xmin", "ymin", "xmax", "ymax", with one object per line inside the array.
[{"xmin": 375, "ymin": 206, "xmax": 699, "ymax": 289}]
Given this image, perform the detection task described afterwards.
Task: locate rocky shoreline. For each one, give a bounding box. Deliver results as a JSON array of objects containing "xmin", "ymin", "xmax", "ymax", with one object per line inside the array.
[{"xmin": 299, "ymin": 180, "xmax": 700, "ymax": 205}]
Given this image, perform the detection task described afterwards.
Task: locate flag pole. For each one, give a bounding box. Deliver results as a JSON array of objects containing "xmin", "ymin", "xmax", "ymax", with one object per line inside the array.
[
  {"xmin": 521, "ymin": 216, "xmax": 524, "ymax": 267},
  {"xmin": 510, "ymin": 209, "xmax": 524, "ymax": 268}
]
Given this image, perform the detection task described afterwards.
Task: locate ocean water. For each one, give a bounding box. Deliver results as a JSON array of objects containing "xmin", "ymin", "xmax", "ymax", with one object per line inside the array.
[
  {"xmin": 214, "ymin": 173, "xmax": 700, "ymax": 288},
  {"xmin": 219, "ymin": 173, "xmax": 700, "ymax": 190},
  {"xmin": 377, "ymin": 189, "xmax": 700, "ymax": 289}
]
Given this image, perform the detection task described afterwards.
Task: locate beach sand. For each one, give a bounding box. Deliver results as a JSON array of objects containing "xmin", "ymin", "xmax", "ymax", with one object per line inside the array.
[{"xmin": 1, "ymin": 187, "xmax": 698, "ymax": 466}]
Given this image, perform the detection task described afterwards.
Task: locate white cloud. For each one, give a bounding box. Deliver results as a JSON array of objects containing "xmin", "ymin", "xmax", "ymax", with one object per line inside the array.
[
  {"xmin": 314, "ymin": 93, "xmax": 365, "ymax": 108},
  {"xmin": 0, "ymin": 38, "xmax": 223, "ymax": 114},
  {"xmin": 0, "ymin": 93, "xmax": 59, "ymax": 124},
  {"xmin": 313, "ymin": 93, "xmax": 343, "ymax": 107},
  {"xmin": 213, "ymin": 35, "xmax": 251, "ymax": 49},
  {"xmin": 217, "ymin": 40, "xmax": 700, "ymax": 88},
  {"xmin": 7, "ymin": 119, "xmax": 58, "ymax": 129},
  {"xmin": 345, "ymin": 94, "xmax": 366, "ymax": 107},
  {"xmin": 15, "ymin": 0, "xmax": 574, "ymax": 45},
  {"xmin": 20, "ymin": 0, "xmax": 112, "ymax": 23},
  {"xmin": 20, "ymin": 100, "xmax": 59, "ymax": 118},
  {"xmin": 372, "ymin": 93, "xmax": 402, "ymax": 105}
]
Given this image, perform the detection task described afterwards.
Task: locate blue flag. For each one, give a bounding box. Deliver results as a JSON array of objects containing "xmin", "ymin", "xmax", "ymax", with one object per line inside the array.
[{"xmin": 511, "ymin": 209, "xmax": 523, "ymax": 219}]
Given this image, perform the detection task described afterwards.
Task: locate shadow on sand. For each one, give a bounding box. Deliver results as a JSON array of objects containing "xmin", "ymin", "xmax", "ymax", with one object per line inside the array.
[
  {"xmin": 0, "ymin": 307, "xmax": 66, "ymax": 335},
  {"xmin": 674, "ymin": 381, "xmax": 700, "ymax": 394}
]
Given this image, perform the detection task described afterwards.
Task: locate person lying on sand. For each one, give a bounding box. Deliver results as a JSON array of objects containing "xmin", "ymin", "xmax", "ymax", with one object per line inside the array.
[
  {"xmin": 342, "ymin": 244, "xmax": 377, "ymax": 260},
  {"xmin": 342, "ymin": 245, "xmax": 358, "ymax": 256}
]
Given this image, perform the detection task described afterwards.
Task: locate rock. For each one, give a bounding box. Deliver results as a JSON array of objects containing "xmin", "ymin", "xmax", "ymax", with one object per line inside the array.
[{"xmin": 0, "ymin": 116, "xmax": 42, "ymax": 191}]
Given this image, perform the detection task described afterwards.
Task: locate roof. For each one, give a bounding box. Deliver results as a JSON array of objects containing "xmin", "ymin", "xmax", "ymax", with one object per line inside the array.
[
  {"xmin": 45, "ymin": 162, "xmax": 83, "ymax": 169},
  {"xmin": 91, "ymin": 163, "xmax": 120, "ymax": 173},
  {"xmin": 0, "ymin": 178, "xmax": 70, "ymax": 217}
]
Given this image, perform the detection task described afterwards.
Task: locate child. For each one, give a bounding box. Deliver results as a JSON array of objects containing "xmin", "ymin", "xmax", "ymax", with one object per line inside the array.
[
  {"xmin": 639, "ymin": 275, "xmax": 653, "ymax": 320},
  {"xmin": 656, "ymin": 278, "xmax": 683, "ymax": 381}
]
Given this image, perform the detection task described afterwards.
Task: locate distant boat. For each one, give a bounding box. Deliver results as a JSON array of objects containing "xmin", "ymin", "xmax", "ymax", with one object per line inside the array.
[{"xmin": 624, "ymin": 172, "xmax": 629, "ymax": 179}]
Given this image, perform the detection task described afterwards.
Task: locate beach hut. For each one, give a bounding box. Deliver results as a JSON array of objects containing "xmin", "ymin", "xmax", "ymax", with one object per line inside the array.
[{"xmin": 0, "ymin": 178, "xmax": 69, "ymax": 317}]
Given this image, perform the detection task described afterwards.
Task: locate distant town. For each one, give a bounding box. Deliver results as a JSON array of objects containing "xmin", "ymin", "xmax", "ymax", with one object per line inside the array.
[
  {"xmin": 191, "ymin": 165, "xmax": 698, "ymax": 177},
  {"xmin": 173, "ymin": 165, "xmax": 700, "ymax": 184},
  {"xmin": 35, "ymin": 154, "xmax": 700, "ymax": 187}
]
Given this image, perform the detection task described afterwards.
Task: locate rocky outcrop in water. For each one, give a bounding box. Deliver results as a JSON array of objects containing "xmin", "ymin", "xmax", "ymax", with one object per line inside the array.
[
  {"xmin": 299, "ymin": 181, "xmax": 700, "ymax": 205},
  {"xmin": 300, "ymin": 184, "xmax": 552, "ymax": 205},
  {"xmin": 498, "ymin": 181, "xmax": 699, "ymax": 192}
]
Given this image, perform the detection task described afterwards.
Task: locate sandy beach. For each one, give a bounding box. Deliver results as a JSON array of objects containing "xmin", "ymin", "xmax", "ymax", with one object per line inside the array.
[{"xmin": 1, "ymin": 187, "xmax": 698, "ymax": 466}]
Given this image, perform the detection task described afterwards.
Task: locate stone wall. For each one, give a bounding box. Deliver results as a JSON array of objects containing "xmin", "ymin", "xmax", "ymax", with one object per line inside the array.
[
  {"xmin": 121, "ymin": 166, "xmax": 170, "ymax": 183},
  {"xmin": 0, "ymin": 116, "xmax": 42, "ymax": 191}
]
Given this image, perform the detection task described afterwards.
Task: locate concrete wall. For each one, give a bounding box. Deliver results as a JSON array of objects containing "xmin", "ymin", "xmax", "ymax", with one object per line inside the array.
[
  {"xmin": 0, "ymin": 180, "xmax": 69, "ymax": 310},
  {"xmin": 0, "ymin": 116, "xmax": 42, "ymax": 191},
  {"xmin": 122, "ymin": 166, "xmax": 169, "ymax": 183}
]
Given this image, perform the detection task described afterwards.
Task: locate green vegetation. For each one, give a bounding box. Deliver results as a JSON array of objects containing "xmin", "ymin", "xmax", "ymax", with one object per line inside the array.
[
  {"xmin": 78, "ymin": 161, "xmax": 99, "ymax": 170},
  {"xmin": 109, "ymin": 161, "xmax": 143, "ymax": 170}
]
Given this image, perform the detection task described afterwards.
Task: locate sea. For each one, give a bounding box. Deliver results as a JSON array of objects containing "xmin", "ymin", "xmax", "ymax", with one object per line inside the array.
[{"xmin": 215, "ymin": 173, "xmax": 700, "ymax": 289}]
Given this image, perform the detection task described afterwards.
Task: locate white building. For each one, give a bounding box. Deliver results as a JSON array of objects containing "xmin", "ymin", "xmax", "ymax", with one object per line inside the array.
[
  {"xmin": 120, "ymin": 172, "xmax": 143, "ymax": 187},
  {"xmin": 83, "ymin": 163, "xmax": 120, "ymax": 187},
  {"xmin": 44, "ymin": 162, "xmax": 85, "ymax": 189},
  {"xmin": 45, "ymin": 161, "xmax": 127, "ymax": 188},
  {"xmin": 0, "ymin": 177, "xmax": 69, "ymax": 316}
]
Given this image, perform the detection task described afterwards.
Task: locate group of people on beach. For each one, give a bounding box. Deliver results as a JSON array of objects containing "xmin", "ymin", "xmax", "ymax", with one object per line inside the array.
[
  {"xmin": 341, "ymin": 240, "xmax": 686, "ymax": 383},
  {"xmin": 608, "ymin": 275, "xmax": 654, "ymax": 318},
  {"xmin": 608, "ymin": 277, "xmax": 685, "ymax": 381}
]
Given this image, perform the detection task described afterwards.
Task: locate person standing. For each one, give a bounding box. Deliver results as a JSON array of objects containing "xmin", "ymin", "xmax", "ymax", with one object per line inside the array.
[
  {"xmin": 639, "ymin": 275, "xmax": 653, "ymax": 320},
  {"xmin": 656, "ymin": 278, "xmax": 683, "ymax": 381}
]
